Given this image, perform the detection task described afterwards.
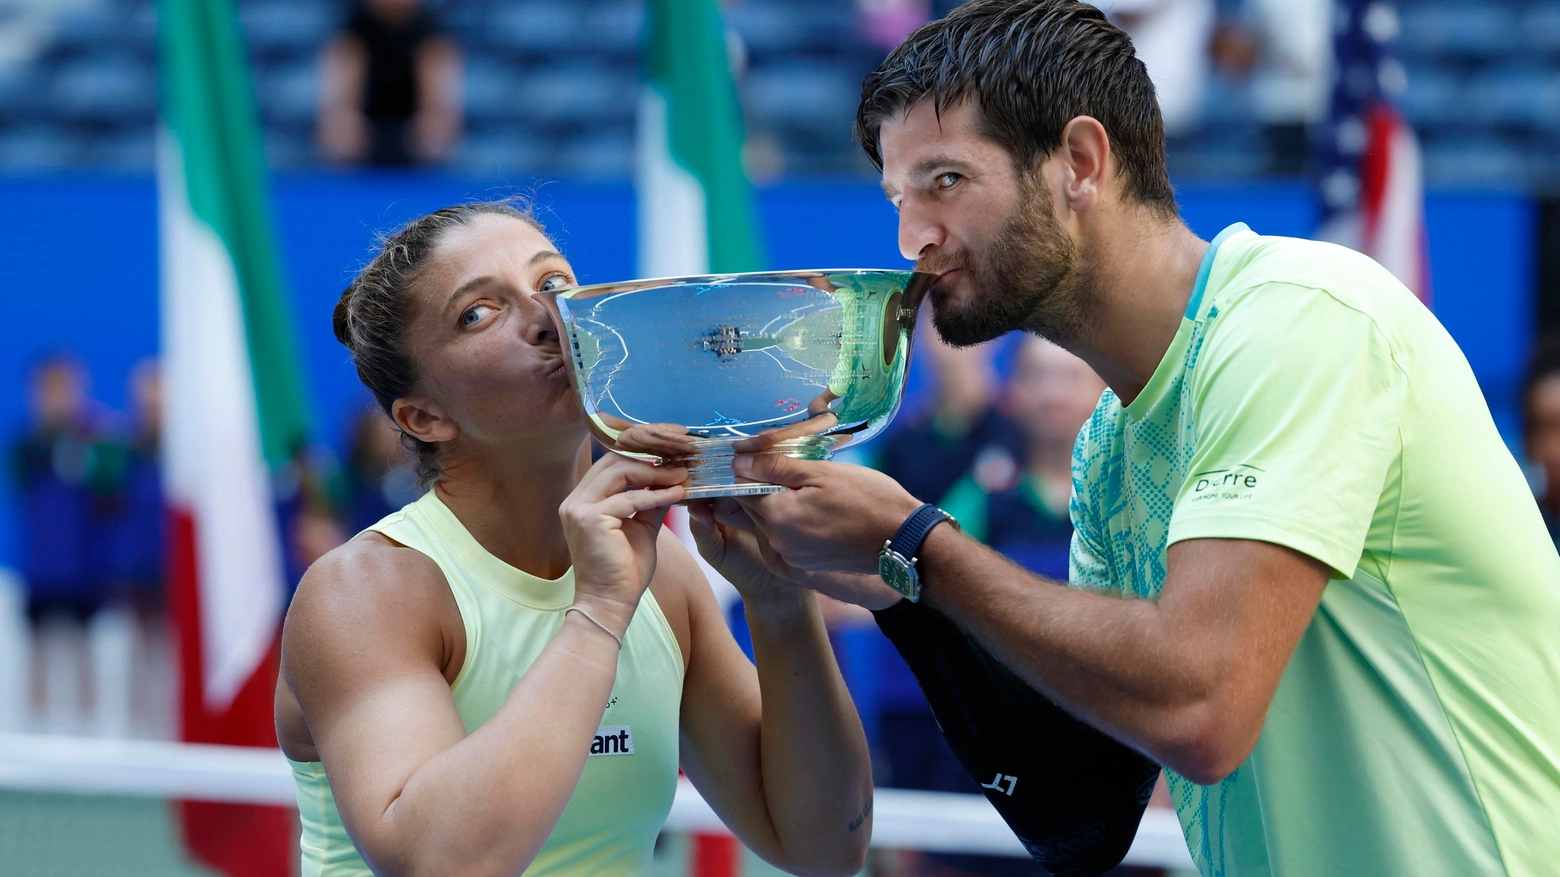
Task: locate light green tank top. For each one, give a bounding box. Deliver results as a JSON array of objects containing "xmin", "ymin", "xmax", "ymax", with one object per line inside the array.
[{"xmin": 289, "ymin": 489, "xmax": 686, "ymax": 876}]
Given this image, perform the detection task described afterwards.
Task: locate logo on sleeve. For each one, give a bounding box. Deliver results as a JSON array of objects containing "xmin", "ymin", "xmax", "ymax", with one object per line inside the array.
[
  {"xmin": 590, "ymin": 725, "xmax": 635, "ymax": 756},
  {"xmin": 1189, "ymin": 464, "xmax": 1263, "ymax": 503}
]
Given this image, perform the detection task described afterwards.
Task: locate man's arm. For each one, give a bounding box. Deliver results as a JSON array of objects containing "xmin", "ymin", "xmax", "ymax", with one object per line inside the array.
[
  {"xmin": 733, "ymin": 454, "xmax": 1329, "ymax": 785},
  {"xmin": 917, "ymin": 527, "xmax": 1329, "ymax": 784}
]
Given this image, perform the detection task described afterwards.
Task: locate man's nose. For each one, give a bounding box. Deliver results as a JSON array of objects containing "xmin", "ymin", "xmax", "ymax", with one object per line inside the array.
[{"xmin": 897, "ymin": 197, "xmax": 945, "ymax": 262}]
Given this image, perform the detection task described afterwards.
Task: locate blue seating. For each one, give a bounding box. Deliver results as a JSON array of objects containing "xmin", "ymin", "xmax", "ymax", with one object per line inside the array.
[
  {"xmin": 745, "ymin": 62, "xmax": 860, "ymax": 130},
  {"xmin": 485, "ymin": 2, "xmax": 586, "ymax": 55},
  {"xmin": 1465, "ymin": 66, "xmax": 1560, "ymax": 130},
  {"xmin": 51, "ymin": 55, "xmax": 156, "ymax": 124},
  {"xmin": 1421, "ymin": 135, "xmax": 1530, "ymax": 186},
  {"xmin": 254, "ymin": 61, "xmax": 319, "ymax": 128},
  {"xmin": 0, "ymin": 126, "xmax": 84, "ymax": 169},
  {"xmin": 1520, "ymin": 3, "xmax": 1560, "ymax": 55},
  {"xmin": 455, "ymin": 130, "xmax": 551, "ymax": 175},
  {"xmin": 240, "ymin": 1, "xmax": 333, "ymax": 60},
  {"xmin": 1400, "ymin": 65, "xmax": 1467, "ymax": 128},
  {"xmin": 1398, "ymin": 3, "xmax": 1516, "ymax": 59}
]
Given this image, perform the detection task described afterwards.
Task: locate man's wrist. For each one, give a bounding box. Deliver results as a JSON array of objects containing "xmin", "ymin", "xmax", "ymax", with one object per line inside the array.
[{"xmin": 910, "ymin": 520, "xmax": 962, "ymax": 609}]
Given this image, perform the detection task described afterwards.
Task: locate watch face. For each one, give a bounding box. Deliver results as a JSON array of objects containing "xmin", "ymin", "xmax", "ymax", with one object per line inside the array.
[{"xmin": 878, "ymin": 551, "xmax": 917, "ymax": 597}]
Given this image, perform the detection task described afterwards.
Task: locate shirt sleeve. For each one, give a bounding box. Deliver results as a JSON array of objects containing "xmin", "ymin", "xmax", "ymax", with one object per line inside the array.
[{"xmin": 1168, "ymin": 282, "xmax": 1406, "ymax": 578}]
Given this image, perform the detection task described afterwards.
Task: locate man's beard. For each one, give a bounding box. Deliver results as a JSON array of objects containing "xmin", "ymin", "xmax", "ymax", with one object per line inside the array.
[{"xmin": 920, "ymin": 180, "xmax": 1095, "ymax": 348}]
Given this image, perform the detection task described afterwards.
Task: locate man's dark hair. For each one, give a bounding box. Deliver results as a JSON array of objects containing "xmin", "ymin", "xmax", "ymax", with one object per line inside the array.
[{"xmin": 855, "ymin": 0, "xmax": 1176, "ymax": 214}]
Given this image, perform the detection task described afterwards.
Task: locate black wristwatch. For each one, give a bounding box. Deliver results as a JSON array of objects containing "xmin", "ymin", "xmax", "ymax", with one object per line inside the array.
[{"xmin": 878, "ymin": 503, "xmax": 959, "ymax": 602}]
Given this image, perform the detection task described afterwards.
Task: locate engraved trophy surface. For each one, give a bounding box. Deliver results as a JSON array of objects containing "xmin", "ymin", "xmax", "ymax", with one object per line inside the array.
[{"xmin": 540, "ymin": 269, "xmax": 934, "ymax": 499}]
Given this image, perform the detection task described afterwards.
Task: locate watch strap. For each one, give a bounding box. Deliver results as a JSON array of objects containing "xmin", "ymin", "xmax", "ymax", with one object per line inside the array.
[{"xmin": 889, "ymin": 503, "xmax": 951, "ymax": 561}]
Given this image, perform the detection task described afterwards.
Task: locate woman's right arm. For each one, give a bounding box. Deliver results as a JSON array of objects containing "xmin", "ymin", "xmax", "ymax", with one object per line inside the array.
[{"xmin": 282, "ymin": 455, "xmax": 685, "ymax": 877}]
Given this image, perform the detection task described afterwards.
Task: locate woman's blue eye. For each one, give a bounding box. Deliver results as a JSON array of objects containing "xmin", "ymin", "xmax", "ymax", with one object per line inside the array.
[
  {"xmin": 539, "ymin": 273, "xmax": 571, "ymax": 292},
  {"xmin": 461, "ymin": 305, "xmax": 491, "ymax": 326}
]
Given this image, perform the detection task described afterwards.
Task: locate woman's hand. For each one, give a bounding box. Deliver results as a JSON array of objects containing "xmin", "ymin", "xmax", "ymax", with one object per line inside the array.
[
  {"xmin": 559, "ymin": 453, "xmax": 687, "ymax": 634},
  {"xmin": 686, "ymin": 499, "xmax": 903, "ymax": 611}
]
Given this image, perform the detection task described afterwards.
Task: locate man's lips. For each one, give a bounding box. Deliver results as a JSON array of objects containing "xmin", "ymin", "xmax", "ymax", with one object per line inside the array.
[{"xmin": 929, "ymin": 267, "xmax": 964, "ymax": 298}]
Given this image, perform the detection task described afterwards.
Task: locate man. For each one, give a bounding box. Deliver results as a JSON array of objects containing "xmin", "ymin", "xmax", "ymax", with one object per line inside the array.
[{"xmin": 723, "ymin": 2, "xmax": 1560, "ymax": 874}]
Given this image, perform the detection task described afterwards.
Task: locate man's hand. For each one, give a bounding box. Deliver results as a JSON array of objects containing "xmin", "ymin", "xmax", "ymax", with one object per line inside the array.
[
  {"xmin": 731, "ymin": 453, "xmax": 922, "ymax": 576},
  {"xmin": 688, "ymin": 498, "xmax": 903, "ymax": 611}
]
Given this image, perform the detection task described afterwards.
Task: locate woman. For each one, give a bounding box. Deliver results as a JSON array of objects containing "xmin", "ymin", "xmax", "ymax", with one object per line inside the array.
[{"xmin": 274, "ymin": 201, "xmax": 873, "ymax": 876}]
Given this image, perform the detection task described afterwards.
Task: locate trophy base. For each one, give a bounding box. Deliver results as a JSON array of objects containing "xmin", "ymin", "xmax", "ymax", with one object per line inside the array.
[{"xmin": 678, "ymin": 435, "xmax": 833, "ymax": 500}]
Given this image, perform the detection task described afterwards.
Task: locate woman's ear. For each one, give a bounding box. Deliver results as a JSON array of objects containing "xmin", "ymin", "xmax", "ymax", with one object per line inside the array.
[{"xmin": 392, "ymin": 396, "xmax": 458, "ymax": 445}]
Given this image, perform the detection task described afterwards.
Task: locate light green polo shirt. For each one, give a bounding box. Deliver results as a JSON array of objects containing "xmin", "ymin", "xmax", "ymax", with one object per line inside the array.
[{"xmin": 1069, "ymin": 224, "xmax": 1560, "ymax": 876}]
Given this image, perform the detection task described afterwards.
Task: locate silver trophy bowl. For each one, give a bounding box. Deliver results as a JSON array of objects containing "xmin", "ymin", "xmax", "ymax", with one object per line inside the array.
[{"xmin": 540, "ymin": 269, "xmax": 935, "ymax": 499}]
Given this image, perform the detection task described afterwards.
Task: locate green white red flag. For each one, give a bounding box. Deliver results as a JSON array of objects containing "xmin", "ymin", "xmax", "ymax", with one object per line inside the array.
[{"xmin": 159, "ymin": 0, "xmax": 309, "ymax": 872}]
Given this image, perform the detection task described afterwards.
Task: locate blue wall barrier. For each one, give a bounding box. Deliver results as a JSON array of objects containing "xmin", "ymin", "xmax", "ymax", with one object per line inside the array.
[{"xmin": 0, "ymin": 173, "xmax": 1535, "ymax": 566}]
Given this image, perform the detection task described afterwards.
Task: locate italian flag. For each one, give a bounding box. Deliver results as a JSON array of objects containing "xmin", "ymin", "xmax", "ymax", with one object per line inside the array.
[
  {"xmin": 160, "ymin": 0, "xmax": 309, "ymax": 873},
  {"xmin": 637, "ymin": 0, "xmax": 763, "ymax": 278}
]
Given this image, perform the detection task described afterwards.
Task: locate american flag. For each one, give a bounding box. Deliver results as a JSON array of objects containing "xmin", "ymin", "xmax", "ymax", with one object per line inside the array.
[{"xmin": 1314, "ymin": 0, "xmax": 1431, "ymax": 304}]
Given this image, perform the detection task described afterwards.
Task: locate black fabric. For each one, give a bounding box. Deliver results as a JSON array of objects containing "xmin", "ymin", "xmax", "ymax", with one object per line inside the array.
[
  {"xmin": 872, "ymin": 600, "xmax": 1160, "ymax": 877},
  {"xmin": 345, "ymin": 5, "xmax": 440, "ymax": 121}
]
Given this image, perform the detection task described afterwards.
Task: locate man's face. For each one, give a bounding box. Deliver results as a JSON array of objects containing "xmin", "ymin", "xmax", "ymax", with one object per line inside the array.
[{"xmin": 880, "ymin": 100, "xmax": 1090, "ymax": 347}]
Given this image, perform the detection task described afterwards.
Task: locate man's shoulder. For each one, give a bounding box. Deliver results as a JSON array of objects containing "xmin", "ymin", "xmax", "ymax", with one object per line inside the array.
[{"xmin": 1208, "ymin": 233, "xmax": 1416, "ymax": 328}]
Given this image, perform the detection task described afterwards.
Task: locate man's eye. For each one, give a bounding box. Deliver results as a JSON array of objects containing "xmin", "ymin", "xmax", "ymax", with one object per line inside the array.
[
  {"xmin": 936, "ymin": 172, "xmax": 961, "ymax": 189},
  {"xmin": 461, "ymin": 304, "xmax": 494, "ymax": 327},
  {"xmin": 538, "ymin": 272, "xmax": 573, "ymax": 293}
]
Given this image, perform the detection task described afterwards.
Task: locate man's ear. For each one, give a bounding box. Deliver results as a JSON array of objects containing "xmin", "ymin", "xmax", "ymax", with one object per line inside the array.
[
  {"xmin": 392, "ymin": 396, "xmax": 458, "ymax": 446},
  {"xmin": 1056, "ymin": 115, "xmax": 1112, "ymax": 213}
]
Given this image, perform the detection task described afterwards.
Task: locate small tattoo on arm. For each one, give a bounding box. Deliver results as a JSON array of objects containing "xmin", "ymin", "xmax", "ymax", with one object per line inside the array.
[{"xmin": 848, "ymin": 798, "xmax": 873, "ymax": 832}]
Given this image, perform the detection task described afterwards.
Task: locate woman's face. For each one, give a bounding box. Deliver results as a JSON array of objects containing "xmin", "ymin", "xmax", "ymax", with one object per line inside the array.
[{"xmin": 401, "ymin": 213, "xmax": 585, "ymax": 452}]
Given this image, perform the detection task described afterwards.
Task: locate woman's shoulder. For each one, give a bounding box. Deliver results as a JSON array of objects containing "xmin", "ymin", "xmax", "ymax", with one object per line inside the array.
[{"xmin": 284, "ymin": 531, "xmax": 462, "ymax": 676}]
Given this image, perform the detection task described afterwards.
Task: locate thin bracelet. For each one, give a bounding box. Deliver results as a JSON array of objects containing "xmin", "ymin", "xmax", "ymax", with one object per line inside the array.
[{"xmin": 565, "ymin": 605, "xmax": 624, "ymax": 649}]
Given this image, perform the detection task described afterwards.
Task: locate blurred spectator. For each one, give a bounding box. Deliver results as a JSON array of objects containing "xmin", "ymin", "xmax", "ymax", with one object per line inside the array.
[
  {"xmin": 873, "ymin": 319, "xmax": 1023, "ymax": 507},
  {"xmin": 99, "ymin": 359, "xmax": 164, "ymax": 619},
  {"xmin": 93, "ymin": 358, "xmax": 172, "ymax": 737},
  {"xmin": 858, "ymin": 0, "xmax": 932, "ymax": 52},
  {"xmin": 342, "ymin": 406, "xmax": 420, "ymax": 534},
  {"xmin": 1525, "ymin": 335, "xmax": 1560, "ymax": 544},
  {"xmin": 940, "ymin": 337, "xmax": 1106, "ymax": 579},
  {"xmin": 318, "ymin": 0, "xmax": 462, "ymax": 166},
  {"xmin": 1211, "ymin": 0, "xmax": 1333, "ymax": 174},
  {"xmin": 1096, "ymin": 0, "xmax": 1215, "ymax": 137},
  {"xmin": 12, "ymin": 354, "xmax": 103, "ymax": 731}
]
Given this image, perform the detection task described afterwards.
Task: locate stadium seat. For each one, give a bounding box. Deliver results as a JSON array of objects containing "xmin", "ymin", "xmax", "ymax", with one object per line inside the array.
[
  {"xmin": 257, "ymin": 61, "xmax": 319, "ymax": 128},
  {"xmin": 1465, "ymin": 66, "xmax": 1560, "ymax": 130},
  {"xmin": 1399, "ymin": 65, "xmax": 1468, "ymax": 128},
  {"xmin": 1422, "ymin": 135, "xmax": 1530, "ymax": 186},
  {"xmin": 1398, "ymin": 3, "xmax": 1516, "ymax": 59},
  {"xmin": 485, "ymin": 2, "xmax": 586, "ymax": 55},
  {"xmin": 239, "ymin": 1, "xmax": 333, "ymax": 62},
  {"xmin": 455, "ymin": 130, "xmax": 551, "ymax": 175},
  {"xmin": 0, "ymin": 125, "xmax": 84, "ymax": 169},
  {"xmin": 51, "ymin": 55, "xmax": 156, "ymax": 125}
]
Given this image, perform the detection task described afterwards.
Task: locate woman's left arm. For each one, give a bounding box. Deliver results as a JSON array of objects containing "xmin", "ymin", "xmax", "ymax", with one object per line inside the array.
[{"xmin": 657, "ymin": 529, "xmax": 872, "ymax": 877}]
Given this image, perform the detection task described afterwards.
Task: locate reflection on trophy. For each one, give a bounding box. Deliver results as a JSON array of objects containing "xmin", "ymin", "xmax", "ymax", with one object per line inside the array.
[{"xmin": 540, "ymin": 269, "xmax": 935, "ymax": 498}]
